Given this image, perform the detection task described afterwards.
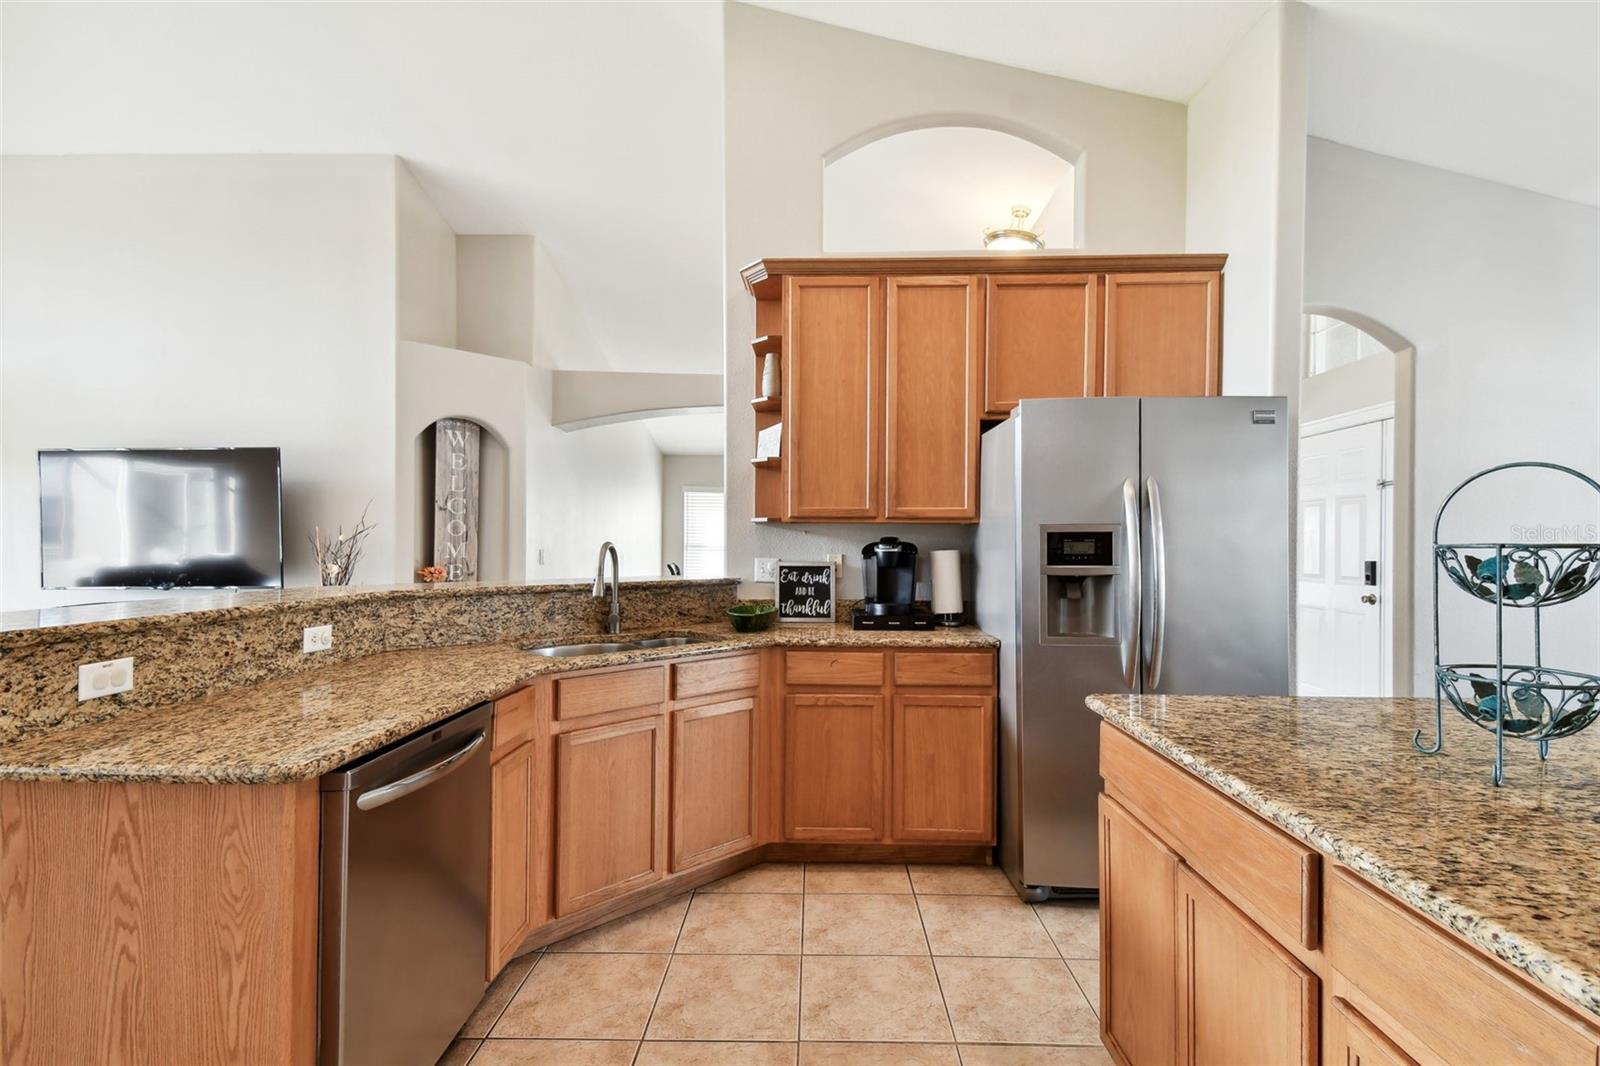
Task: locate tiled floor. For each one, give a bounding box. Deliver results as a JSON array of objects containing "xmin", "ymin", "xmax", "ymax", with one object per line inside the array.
[{"xmin": 440, "ymin": 863, "xmax": 1108, "ymax": 1066}]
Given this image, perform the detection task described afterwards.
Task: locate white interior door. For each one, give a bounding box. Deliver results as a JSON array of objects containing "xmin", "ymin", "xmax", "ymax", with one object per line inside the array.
[{"xmin": 1297, "ymin": 421, "xmax": 1384, "ymax": 696}]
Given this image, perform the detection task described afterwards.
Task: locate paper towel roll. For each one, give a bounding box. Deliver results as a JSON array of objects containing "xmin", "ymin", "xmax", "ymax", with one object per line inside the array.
[{"xmin": 931, "ymin": 549, "xmax": 963, "ymax": 623}]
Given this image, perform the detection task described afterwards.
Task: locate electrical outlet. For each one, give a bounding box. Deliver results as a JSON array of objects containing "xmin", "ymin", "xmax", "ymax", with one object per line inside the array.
[
  {"xmin": 827, "ymin": 553, "xmax": 844, "ymax": 574},
  {"xmin": 303, "ymin": 624, "xmax": 334, "ymax": 653},
  {"xmin": 754, "ymin": 557, "xmax": 778, "ymax": 582},
  {"xmin": 78, "ymin": 657, "xmax": 134, "ymax": 702}
]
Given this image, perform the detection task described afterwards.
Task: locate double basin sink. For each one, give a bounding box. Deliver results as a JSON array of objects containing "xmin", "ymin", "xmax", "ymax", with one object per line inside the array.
[{"xmin": 526, "ymin": 634, "xmax": 713, "ymax": 658}]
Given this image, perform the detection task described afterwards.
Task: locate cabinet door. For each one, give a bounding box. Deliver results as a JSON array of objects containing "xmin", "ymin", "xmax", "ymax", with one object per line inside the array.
[
  {"xmin": 1176, "ymin": 864, "xmax": 1317, "ymax": 1066},
  {"xmin": 488, "ymin": 741, "xmax": 537, "ymax": 977},
  {"xmin": 885, "ymin": 276, "xmax": 981, "ymax": 520},
  {"xmin": 1327, "ymin": 998, "xmax": 1417, "ymax": 1066},
  {"xmin": 784, "ymin": 693, "xmax": 885, "ymax": 841},
  {"xmin": 891, "ymin": 694, "xmax": 994, "ymax": 842},
  {"xmin": 1100, "ymin": 794, "xmax": 1180, "ymax": 1066},
  {"xmin": 671, "ymin": 697, "xmax": 756, "ymax": 870},
  {"xmin": 1103, "ymin": 271, "xmax": 1221, "ymax": 396},
  {"xmin": 785, "ymin": 275, "xmax": 883, "ymax": 519},
  {"xmin": 554, "ymin": 715, "xmax": 667, "ymax": 916},
  {"xmin": 983, "ymin": 274, "xmax": 1098, "ymax": 415}
]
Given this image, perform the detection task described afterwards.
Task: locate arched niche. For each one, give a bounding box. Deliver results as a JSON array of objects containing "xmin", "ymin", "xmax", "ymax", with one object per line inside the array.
[
  {"xmin": 823, "ymin": 118, "xmax": 1081, "ymax": 253},
  {"xmin": 411, "ymin": 416, "xmax": 513, "ymax": 583}
]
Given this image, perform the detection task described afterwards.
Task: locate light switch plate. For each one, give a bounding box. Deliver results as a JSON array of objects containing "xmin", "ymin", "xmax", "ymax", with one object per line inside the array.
[
  {"xmin": 78, "ymin": 657, "xmax": 134, "ymax": 702},
  {"xmin": 303, "ymin": 624, "xmax": 334, "ymax": 653},
  {"xmin": 753, "ymin": 557, "xmax": 778, "ymax": 582}
]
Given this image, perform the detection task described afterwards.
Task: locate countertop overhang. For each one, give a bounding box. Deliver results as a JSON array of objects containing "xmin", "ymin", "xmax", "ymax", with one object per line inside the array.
[{"xmin": 1088, "ymin": 691, "xmax": 1600, "ymax": 1021}]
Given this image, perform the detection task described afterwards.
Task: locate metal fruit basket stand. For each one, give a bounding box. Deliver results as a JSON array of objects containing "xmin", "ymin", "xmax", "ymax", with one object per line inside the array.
[{"xmin": 1414, "ymin": 461, "xmax": 1600, "ymax": 784}]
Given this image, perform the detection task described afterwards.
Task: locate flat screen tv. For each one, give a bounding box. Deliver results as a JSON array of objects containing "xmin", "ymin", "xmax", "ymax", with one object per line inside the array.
[{"xmin": 39, "ymin": 448, "xmax": 284, "ymax": 590}]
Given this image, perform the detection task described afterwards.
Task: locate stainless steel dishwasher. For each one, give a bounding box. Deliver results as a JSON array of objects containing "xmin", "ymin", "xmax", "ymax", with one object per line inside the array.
[{"xmin": 319, "ymin": 703, "xmax": 491, "ymax": 1066}]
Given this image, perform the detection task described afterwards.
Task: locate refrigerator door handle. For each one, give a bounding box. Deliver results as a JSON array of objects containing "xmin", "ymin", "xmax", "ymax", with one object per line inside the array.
[
  {"xmin": 1145, "ymin": 476, "xmax": 1168, "ymax": 690},
  {"xmin": 1121, "ymin": 477, "xmax": 1142, "ymax": 688}
]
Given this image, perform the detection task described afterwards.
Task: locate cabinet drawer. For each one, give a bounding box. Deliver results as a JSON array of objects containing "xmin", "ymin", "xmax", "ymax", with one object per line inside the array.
[
  {"xmin": 554, "ymin": 665, "xmax": 667, "ymax": 722},
  {"xmin": 1326, "ymin": 868, "xmax": 1599, "ymax": 1065},
  {"xmin": 785, "ymin": 650, "xmax": 884, "ymax": 687},
  {"xmin": 673, "ymin": 654, "xmax": 759, "ymax": 702},
  {"xmin": 892, "ymin": 651, "xmax": 994, "ymax": 688},
  {"xmin": 492, "ymin": 686, "xmax": 538, "ymax": 759},
  {"xmin": 1100, "ymin": 723, "xmax": 1318, "ymax": 949}
]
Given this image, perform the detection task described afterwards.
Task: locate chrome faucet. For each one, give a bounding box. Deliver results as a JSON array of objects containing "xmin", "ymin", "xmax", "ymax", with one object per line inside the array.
[{"xmin": 592, "ymin": 541, "xmax": 622, "ymax": 635}]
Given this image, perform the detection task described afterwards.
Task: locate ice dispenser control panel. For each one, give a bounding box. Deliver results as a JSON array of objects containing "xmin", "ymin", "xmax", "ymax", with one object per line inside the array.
[
  {"xmin": 1040, "ymin": 524, "xmax": 1119, "ymax": 643},
  {"xmin": 1044, "ymin": 529, "xmax": 1115, "ymax": 570}
]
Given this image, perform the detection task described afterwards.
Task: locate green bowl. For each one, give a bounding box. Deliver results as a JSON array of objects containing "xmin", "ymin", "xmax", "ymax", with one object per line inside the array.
[{"xmin": 728, "ymin": 602, "xmax": 778, "ymax": 633}]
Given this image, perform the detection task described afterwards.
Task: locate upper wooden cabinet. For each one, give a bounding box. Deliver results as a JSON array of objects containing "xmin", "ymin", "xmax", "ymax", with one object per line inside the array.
[
  {"xmin": 742, "ymin": 254, "xmax": 1225, "ymax": 523},
  {"xmin": 885, "ymin": 276, "xmax": 981, "ymax": 520},
  {"xmin": 1104, "ymin": 271, "xmax": 1221, "ymax": 397},
  {"xmin": 984, "ymin": 273, "xmax": 1098, "ymax": 416}
]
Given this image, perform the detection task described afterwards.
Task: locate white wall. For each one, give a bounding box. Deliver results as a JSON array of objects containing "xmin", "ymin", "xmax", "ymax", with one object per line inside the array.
[
  {"xmin": 1186, "ymin": 2, "xmax": 1310, "ymax": 399},
  {"xmin": 724, "ymin": 2, "xmax": 1189, "ymax": 597},
  {"xmin": 457, "ymin": 235, "xmax": 533, "ymax": 364},
  {"xmin": 395, "ymin": 159, "xmax": 457, "ymax": 348},
  {"xmin": 661, "ymin": 455, "xmax": 724, "ymax": 578},
  {"xmin": 1300, "ymin": 348, "xmax": 1397, "ymax": 424},
  {"xmin": 1304, "ymin": 137, "xmax": 1600, "ymax": 690},
  {"xmin": 0, "ymin": 155, "xmax": 398, "ymax": 607},
  {"xmin": 528, "ymin": 243, "xmax": 663, "ymax": 580}
]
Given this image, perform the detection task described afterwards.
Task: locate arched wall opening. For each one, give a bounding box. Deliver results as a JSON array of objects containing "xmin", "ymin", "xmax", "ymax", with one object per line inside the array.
[{"xmin": 822, "ymin": 119, "xmax": 1081, "ymax": 253}]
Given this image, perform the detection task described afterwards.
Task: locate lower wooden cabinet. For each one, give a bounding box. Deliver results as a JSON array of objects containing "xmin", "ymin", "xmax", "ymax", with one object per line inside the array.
[
  {"xmin": 1100, "ymin": 794, "xmax": 1179, "ymax": 1066},
  {"xmin": 891, "ymin": 694, "xmax": 994, "ymax": 841},
  {"xmin": 784, "ymin": 693, "xmax": 885, "ymax": 841},
  {"xmin": 671, "ymin": 697, "xmax": 756, "ymax": 870},
  {"xmin": 553, "ymin": 714, "xmax": 668, "ymax": 916},
  {"xmin": 1327, "ymin": 998, "xmax": 1417, "ymax": 1066},
  {"xmin": 1176, "ymin": 863, "xmax": 1318, "ymax": 1066},
  {"xmin": 488, "ymin": 740, "xmax": 538, "ymax": 976}
]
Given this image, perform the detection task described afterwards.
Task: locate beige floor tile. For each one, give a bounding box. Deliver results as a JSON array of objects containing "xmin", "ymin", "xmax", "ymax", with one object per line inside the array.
[
  {"xmin": 636, "ymin": 1040, "xmax": 799, "ymax": 1065},
  {"xmin": 699, "ymin": 862, "xmax": 806, "ymax": 893},
  {"xmin": 804, "ymin": 863, "xmax": 912, "ymax": 894},
  {"xmin": 934, "ymin": 957, "xmax": 1099, "ymax": 1046},
  {"xmin": 646, "ymin": 955, "xmax": 802, "ymax": 1041},
  {"xmin": 1066, "ymin": 960, "xmax": 1100, "ymax": 1015},
  {"xmin": 800, "ymin": 955, "xmax": 953, "ymax": 1043},
  {"xmin": 435, "ymin": 1037, "xmax": 479, "ymax": 1066},
  {"xmin": 469, "ymin": 1039, "xmax": 640, "ymax": 1065},
  {"xmin": 803, "ymin": 893, "xmax": 929, "ymax": 955},
  {"xmin": 907, "ymin": 865, "xmax": 1014, "ymax": 897},
  {"xmin": 917, "ymin": 896, "xmax": 1056, "ymax": 958},
  {"xmin": 459, "ymin": 952, "xmax": 539, "ymax": 1037},
  {"xmin": 957, "ymin": 1045, "xmax": 1113, "ymax": 1066},
  {"xmin": 800, "ymin": 1041, "xmax": 960, "ymax": 1065},
  {"xmin": 492, "ymin": 953, "xmax": 668, "ymax": 1039},
  {"xmin": 1032, "ymin": 902, "xmax": 1098, "ymax": 958},
  {"xmin": 550, "ymin": 895, "xmax": 691, "ymax": 953},
  {"xmin": 676, "ymin": 892, "xmax": 803, "ymax": 954}
]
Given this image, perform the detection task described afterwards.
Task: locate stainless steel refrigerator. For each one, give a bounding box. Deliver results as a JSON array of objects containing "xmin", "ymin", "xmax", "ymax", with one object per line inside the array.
[{"xmin": 976, "ymin": 397, "xmax": 1290, "ymax": 900}]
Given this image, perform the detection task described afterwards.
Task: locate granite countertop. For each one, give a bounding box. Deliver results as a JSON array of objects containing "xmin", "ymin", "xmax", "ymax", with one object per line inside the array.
[
  {"xmin": 1088, "ymin": 692, "xmax": 1600, "ymax": 1020},
  {"xmin": 0, "ymin": 622, "xmax": 995, "ymax": 785}
]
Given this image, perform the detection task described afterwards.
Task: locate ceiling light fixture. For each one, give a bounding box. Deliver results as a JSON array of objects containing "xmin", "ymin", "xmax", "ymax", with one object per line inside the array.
[{"xmin": 983, "ymin": 204, "xmax": 1044, "ymax": 250}]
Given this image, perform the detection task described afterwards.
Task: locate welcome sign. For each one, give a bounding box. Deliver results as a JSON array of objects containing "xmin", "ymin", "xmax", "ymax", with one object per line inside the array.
[
  {"xmin": 433, "ymin": 418, "xmax": 481, "ymax": 581},
  {"xmin": 775, "ymin": 560, "xmax": 834, "ymax": 623}
]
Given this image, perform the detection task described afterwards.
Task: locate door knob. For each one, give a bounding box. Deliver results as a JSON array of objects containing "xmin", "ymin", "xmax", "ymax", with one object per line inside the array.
[{"xmin": 1361, "ymin": 593, "xmax": 1378, "ymax": 605}]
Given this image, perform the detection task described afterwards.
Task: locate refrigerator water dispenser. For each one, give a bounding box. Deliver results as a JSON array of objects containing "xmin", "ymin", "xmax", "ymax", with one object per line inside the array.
[{"xmin": 1039, "ymin": 526, "xmax": 1120, "ymax": 643}]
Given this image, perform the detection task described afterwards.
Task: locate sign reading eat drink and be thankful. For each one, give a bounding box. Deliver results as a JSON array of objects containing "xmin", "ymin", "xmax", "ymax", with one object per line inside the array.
[{"xmin": 433, "ymin": 418, "xmax": 481, "ymax": 582}]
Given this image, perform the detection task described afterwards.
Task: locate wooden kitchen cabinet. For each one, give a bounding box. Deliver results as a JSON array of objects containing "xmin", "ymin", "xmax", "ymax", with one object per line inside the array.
[
  {"xmin": 1103, "ymin": 271, "xmax": 1221, "ymax": 397},
  {"xmin": 553, "ymin": 714, "xmax": 668, "ymax": 916},
  {"xmin": 890, "ymin": 693, "xmax": 994, "ymax": 842},
  {"xmin": 671, "ymin": 696, "xmax": 756, "ymax": 870},
  {"xmin": 1326, "ymin": 998, "xmax": 1417, "ymax": 1066},
  {"xmin": 983, "ymin": 273, "xmax": 1098, "ymax": 415},
  {"xmin": 783, "ymin": 692, "xmax": 886, "ymax": 841},
  {"xmin": 1175, "ymin": 863, "xmax": 1318, "ymax": 1066},
  {"xmin": 884, "ymin": 275, "xmax": 981, "ymax": 520},
  {"xmin": 488, "ymin": 739, "xmax": 538, "ymax": 975},
  {"xmin": 784, "ymin": 275, "xmax": 882, "ymax": 520},
  {"xmin": 1099, "ymin": 793, "xmax": 1179, "ymax": 1066}
]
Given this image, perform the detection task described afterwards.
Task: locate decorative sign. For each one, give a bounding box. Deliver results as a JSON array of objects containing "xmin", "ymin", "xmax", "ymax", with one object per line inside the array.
[
  {"xmin": 433, "ymin": 418, "xmax": 481, "ymax": 582},
  {"xmin": 775, "ymin": 560, "xmax": 834, "ymax": 623}
]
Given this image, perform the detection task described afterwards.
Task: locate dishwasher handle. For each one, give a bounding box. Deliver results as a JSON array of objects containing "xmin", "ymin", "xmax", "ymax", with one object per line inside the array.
[{"xmin": 355, "ymin": 730, "xmax": 486, "ymax": 811}]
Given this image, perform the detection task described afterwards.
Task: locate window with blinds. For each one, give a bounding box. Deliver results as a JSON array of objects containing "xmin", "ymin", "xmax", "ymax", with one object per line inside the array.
[{"xmin": 681, "ymin": 487, "xmax": 726, "ymax": 580}]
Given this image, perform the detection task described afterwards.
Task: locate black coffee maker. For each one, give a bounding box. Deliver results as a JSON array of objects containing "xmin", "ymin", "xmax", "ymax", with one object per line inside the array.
[{"xmin": 853, "ymin": 536, "xmax": 935, "ymax": 630}]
